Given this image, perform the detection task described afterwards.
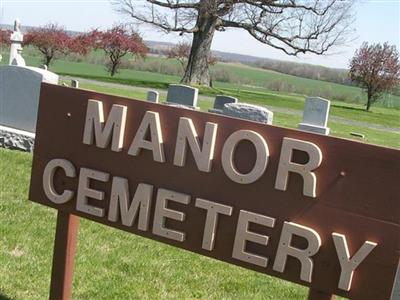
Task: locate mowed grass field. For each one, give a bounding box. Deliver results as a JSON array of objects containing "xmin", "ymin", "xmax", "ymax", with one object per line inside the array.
[
  {"xmin": 0, "ymin": 50, "xmax": 399, "ymax": 299},
  {"xmin": 2, "ymin": 49, "xmax": 400, "ymax": 108}
]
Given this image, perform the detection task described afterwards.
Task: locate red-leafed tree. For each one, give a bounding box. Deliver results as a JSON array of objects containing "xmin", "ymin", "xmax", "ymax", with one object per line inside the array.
[
  {"xmin": 0, "ymin": 29, "xmax": 11, "ymax": 46},
  {"xmin": 167, "ymin": 42, "xmax": 191, "ymax": 69},
  {"xmin": 68, "ymin": 32, "xmax": 97, "ymax": 56},
  {"xmin": 349, "ymin": 42, "xmax": 400, "ymax": 111},
  {"xmin": 24, "ymin": 23, "xmax": 72, "ymax": 66},
  {"xmin": 94, "ymin": 25, "xmax": 148, "ymax": 76},
  {"xmin": 167, "ymin": 41, "xmax": 217, "ymax": 71}
]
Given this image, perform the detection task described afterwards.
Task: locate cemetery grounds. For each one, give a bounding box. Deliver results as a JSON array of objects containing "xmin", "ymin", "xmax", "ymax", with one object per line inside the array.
[{"xmin": 0, "ymin": 52, "xmax": 399, "ymax": 299}]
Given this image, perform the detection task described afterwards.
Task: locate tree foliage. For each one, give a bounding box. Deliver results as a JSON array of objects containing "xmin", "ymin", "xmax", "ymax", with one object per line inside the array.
[
  {"xmin": 68, "ymin": 32, "xmax": 97, "ymax": 56},
  {"xmin": 349, "ymin": 42, "xmax": 400, "ymax": 111},
  {"xmin": 167, "ymin": 42, "xmax": 192, "ymax": 69},
  {"xmin": 93, "ymin": 25, "xmax": 148, "ymax": 76},
  {"xmin": 0, "ymin": 29, "xmax": 11, "ymax": 46},
  {"xmin": 24, "ymin": 24, "xmax": 72, "ymax": 66},
  {"xmin": 167, "ymin": 41, "xmax": 217, "ymax": 70},
  {"xmin": 115, "ymin": 0, "xmax": 354, "ymax": 86}
]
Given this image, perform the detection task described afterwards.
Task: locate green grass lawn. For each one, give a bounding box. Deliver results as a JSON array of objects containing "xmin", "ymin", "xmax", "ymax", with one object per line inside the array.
[{"xmin": 0, "ymin": 148, "xmax": 309, "ymax": 299}]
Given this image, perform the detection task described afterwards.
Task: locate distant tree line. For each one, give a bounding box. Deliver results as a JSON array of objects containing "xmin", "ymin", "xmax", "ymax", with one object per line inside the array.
[
  {"xmin": 250, "ymin": 59, "xmax": 351, "ymax": 86},
  {"xmin": 0, "ymin": 23, "xmax": 148, "ymax": 76}
]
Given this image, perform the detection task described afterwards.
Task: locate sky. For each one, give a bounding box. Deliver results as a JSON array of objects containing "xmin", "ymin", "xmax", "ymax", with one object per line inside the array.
[{"xmin": 0, "ymin": 0, "xmax": 399, "ymax": 69}]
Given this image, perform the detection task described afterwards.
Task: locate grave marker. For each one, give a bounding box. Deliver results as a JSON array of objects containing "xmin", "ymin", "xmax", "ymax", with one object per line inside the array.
[
  {"xmin": 71, "ymin": 79, "xmax": 79, "ymax": 88},
  {"xmin": 147, "ymin": 90, "xmax": 159, "ymax": 103},
  {"xmin": 223, "ymin": 103, "xmax": 273, "ymax": 124},
  {"xmin": 166, "ymin": 84, "xmax": 198, "ymax": 108},
  {"xmin": 0, "ymin": 65, "xmax": 58, "ymax": 133},
  {"xmin": 298, "ymin": 97, "xmax": 330, "ymax": 135},
  {"xmin": 209, "ymin": 95, "xmax": 238, "ymax": 114}
]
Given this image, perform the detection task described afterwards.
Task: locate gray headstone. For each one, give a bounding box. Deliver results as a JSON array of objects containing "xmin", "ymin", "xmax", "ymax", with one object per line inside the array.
[
  {"xmin": 222, "ymin": 103, "xmax": 273, "ymax": 125},
  {"xmin": 147, "ymin": 90, "xmax": 159, "ymax": 103},
  {"xmin": 298, "ymin": 97, "xmax": 330, "ymax": 135},
  {"xmin": 71, "ymin": 79, "xmax": 79, "ymax": 88},
  {"xmin": 0, "ymin": 65, "xmax": 59, "ymax": 133},
  {"xmin": 166, "ymin": 84, "xmax": 198, "ymax": 108},
  {"xmin": 213, "ymin": 95, "xmax": 238, "ymax": 110}
]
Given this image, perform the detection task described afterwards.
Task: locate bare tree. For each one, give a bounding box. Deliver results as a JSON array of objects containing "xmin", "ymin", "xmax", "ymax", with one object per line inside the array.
[{"xmin": 115, "ymin": 0, "xmax": 354, "ymax": 86}]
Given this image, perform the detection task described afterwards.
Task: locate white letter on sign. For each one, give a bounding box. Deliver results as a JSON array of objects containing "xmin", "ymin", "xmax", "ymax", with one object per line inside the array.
[
  {"xmin": 153, "ymin": 189, "xmax": 190, "ymax": 242},
  {"xmin": 76, "ymin": 168, "xmax": 109, "ymax": 217},
  {"xmin": 128, "ymin": 111, "xmax": 165, "ymax": 163},
  {"xmin": 273, "ymin": 222, "xmax": 321, "ymax": 282},
  {"xmin": 108, "ymin": 177, "xmax": 153, "ymax": 231},
  {"xmin": 222, "ymin": 130, "xmax": 269, "ymax": 184},
  {"xmin": 232, "ymin": 210, "xmax": 275, "ymax": 267},
  {"xmin": 174, "ymin": 118, "xmax": 218, "ymax": 173},
  {"xmin": 83, "ymin": 99, "xmax": 127, "ymax": 152},
  {"xmin": 275, "ymin": 137, "xmax": 322, "ymax": 198},
  {"xmin": 195, "ymin": 198, "xmax": 233, "ymax": 251},
  {"xmin": 332, "ymin": 233, "xmax": 377, "ymax": 291},
  {"xmin": 43, "ymin": 159, "xmax": 76, "ymax": 204}
]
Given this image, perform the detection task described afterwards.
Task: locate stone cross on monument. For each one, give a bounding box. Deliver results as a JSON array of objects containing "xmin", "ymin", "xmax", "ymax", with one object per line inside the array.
[{"xmin": 9, "ymin": 19, "xmax": 26, "ymax": 66}]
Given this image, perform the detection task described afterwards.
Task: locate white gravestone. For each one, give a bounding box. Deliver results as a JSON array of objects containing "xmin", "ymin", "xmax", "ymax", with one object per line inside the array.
[
  {"xmin": 147, "ymin": 90, "xmax": 159, "ymax": 103},
  {"xmin": 9, "ymin": 19, "xmax": 26, "ymax": 67},
  {"xmin": 209, "ymin": 95, "xmax": 238, "ymax": 114},
  {"xmin": 298, "ymin": 97, "xmax": 330, "ymax": 135},
  {"xmin": 166, "ymin": 84, "xmax": 198, "ymax": 108},
  {"xmin": 222, "ymin": 103, "xmax": 273, "ymax": 125}
]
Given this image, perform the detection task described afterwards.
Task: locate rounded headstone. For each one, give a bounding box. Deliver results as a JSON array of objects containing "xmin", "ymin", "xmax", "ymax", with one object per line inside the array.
[
  {"xmin": 71, "ymin": 79, "xmax": 79, "ymax": 88},
  {"xmin": 147, "ymin": 90, "xmax": 159, "ymax": 103},
  {"xmin": 213, "ymin": 95, "xmax": 238, "ymax": 110}
]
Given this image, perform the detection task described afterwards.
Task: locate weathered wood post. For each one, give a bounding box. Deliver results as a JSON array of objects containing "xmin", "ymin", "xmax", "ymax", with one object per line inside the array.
[{"xmin": 49, "ymin": 212, "xmax": 79, "ymax": 300}]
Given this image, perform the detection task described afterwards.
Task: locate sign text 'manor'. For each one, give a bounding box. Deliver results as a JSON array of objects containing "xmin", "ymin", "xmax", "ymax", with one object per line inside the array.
[{"xmin": 29, "ymin": 84, "xmax": 400, "ymax": 300}]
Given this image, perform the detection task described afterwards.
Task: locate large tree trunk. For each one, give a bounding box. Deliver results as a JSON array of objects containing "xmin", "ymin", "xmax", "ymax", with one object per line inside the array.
[
  {"xmin": 45, "ymin": 56, "xmax": 52, "ymax": 67},
  {"xmin": 181, "ymin": 10, "xmax": 217, "ymax": 86},
  {"xmin": 110, "ymin": 62, "xmax": 118, "ymax": 77},
  {"xmin": 366, "ymin": 89, "xmax": 372, "ymax": 111}
]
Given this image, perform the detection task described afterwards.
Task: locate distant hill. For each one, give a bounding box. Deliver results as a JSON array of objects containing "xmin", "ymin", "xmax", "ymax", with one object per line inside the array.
[
  {"xmin": 2, "ymin": 23, "xmax": 350, "ymax": 85},
  {"xmin": 147, "ymin": 39, "xmax": 351, "ymax": 86}
]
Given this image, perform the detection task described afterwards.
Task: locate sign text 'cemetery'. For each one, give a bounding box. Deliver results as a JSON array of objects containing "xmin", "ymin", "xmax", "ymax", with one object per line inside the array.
[{"xmin": 29, "ymin": 84, "xmax": 400, "ymax": 299}]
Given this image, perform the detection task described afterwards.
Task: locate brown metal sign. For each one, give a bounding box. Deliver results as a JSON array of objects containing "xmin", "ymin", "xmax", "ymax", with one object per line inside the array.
[{"xmin": 29, "ymin": 83, "xmax": 400, "ymax": 299}]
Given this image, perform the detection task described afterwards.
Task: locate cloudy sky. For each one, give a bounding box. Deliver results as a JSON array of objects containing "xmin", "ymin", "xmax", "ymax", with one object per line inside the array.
[{"xmin": 1, "ymin": 0, "xmax": 399, "ymax": 69}]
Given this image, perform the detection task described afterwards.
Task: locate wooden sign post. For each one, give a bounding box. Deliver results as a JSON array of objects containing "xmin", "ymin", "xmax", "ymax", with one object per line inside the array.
[
  {"xmin": 49, "ymin": 212, "xmax": 79, "ymax": 300},
  {"xmin": 30, "ymin": 83, "xmax": 399, "ymax": 299}
]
